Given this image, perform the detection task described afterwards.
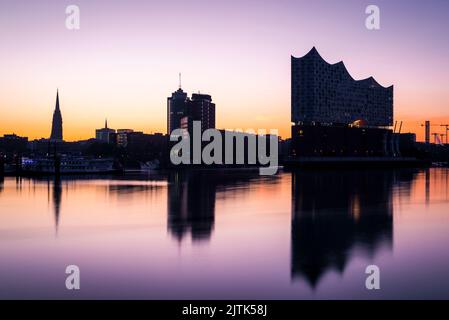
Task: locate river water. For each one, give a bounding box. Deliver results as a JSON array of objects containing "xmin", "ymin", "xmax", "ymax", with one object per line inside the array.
[{"xmin": 1, "ymin": 168, "xmax": 448, "ymax": 299}]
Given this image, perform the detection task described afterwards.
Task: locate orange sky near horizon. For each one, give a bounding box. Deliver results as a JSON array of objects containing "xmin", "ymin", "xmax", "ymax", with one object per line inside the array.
[{"xmin": 1, "ymin": 93, "xmax": 448, "ymax": 143}]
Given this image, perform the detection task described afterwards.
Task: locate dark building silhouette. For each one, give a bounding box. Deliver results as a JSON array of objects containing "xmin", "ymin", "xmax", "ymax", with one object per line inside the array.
[
  {"xmin": 290, "ymin": 170, "xmax": 405, "ymax": 287},
  {"xmin": 167, "ymin": 87, "xmax": 188, "ymax": 134},
  {"xmin": 0, "ymin": 134, "xmax": 28, "ymax": 153},
  {"xmin": 126, "ymin": 132, "xmax": 168, "ymax": 161},
  {"xmin": 181, "ymin": 93, "xmax": 216, "ymax": 133},
  {"xmin": 167, "ymin": 128, "xmax": 277, "ymax": 168},
  {"xmin": 95, "ymin": 119, "xmax": 116, "ymax": 144},
  {"xmin": 291, "ymin": 124, "xmax": 398, "ymax": 157},
  {"xmin": 116, "ymin": 129, "xmax": 134, "ymax": 147},
  {"xmin": 290, "ymin": 48, "xmax": 399, "ymax": 159},
  {"xmin": 167, "ymin": 76, "xmax": 216, "ymax": 135},
  {"xmin": 50, "ymin": 90, "xmax": 63, "ymax": 141},
  {"xmin": 291, "ymin": 47, "xmax": 393, "ymax": 126}
]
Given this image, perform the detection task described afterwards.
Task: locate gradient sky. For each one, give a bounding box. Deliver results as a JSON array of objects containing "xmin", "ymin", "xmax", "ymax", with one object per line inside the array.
[{"xmin": 0, "ymin": 0, "xmax": 448, "ymax": 141}]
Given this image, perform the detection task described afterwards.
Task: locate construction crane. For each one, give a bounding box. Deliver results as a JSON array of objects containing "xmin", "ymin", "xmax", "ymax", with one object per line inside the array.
[
  {"xmin": 420, "ymin": 123, "xmax": 441, "ymax": 129},
  {"xmin": 421, "ymin": 122, "xmax": 449, "ymax": 144},
  {"xmin": 440, "ymin": 125, "xmax": 449, "ymax": 144},
  {"xmin": 431, "ymin": 133, "xmax": 441, "ymax": 145},
  {"xmin": 431, "ymin": 133, "xmax": 445, "ymax": 145}
]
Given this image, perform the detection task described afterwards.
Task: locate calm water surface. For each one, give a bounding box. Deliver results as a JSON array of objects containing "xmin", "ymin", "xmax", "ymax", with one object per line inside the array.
[{"xmin": 1, "ymin": 168, "xmax": 449, "ymax": 299}]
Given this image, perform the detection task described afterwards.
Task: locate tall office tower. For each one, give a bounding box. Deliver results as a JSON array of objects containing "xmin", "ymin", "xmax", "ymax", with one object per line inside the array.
[
  {"xmin": 50, "ymin": 89, "xmax": 63, "ymax": 141},
  {"xmin": 185, "ymin": 93, "xmax": 216, "ymax": 132},
  {"xmin": 167, "ymin": 76, "xmax": 189, "ymax": 134},
  {"xmin": 291, "ymin": 47, "xmax": 393, "ymax": 127}
]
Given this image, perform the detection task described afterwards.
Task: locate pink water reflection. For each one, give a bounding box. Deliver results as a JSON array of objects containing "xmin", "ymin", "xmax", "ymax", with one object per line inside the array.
[{"xmin": 0, "ymin": 169, "xmax": 448, "ymax": 299}]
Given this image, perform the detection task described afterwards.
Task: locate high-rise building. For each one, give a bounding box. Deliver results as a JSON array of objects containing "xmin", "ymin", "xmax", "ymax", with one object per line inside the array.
[
  {"xmin": 167, "ymin": 75, "xmax": 216, "ymax": 134},
  {"xmin": 188, "ymin": 93, "xmax": 216, "ymax": 132},
  {"xmin": 95, "ymin": 119, "xmax": 116, "ymax": 144},
  {"xmin": 291, "ymin": 47, "xmax": 393, "ymax": 127},
  {"xmin": 181, "ymin": 93, "xmax": 216, "ymax": 134},
  {"xmin": 167, "ymin": 86, "xmax": 188, "ymax": 134},
  {"xmin": 50, "ymin": 90, "xmax": 63, "ymax": 141}
]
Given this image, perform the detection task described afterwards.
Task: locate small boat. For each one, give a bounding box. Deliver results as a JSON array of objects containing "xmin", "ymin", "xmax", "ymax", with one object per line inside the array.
[
  {"xmin": 140, "ymin": 159, "xmax": 161, "ymax": 171},
  {"xmin": 21, "ymin": 156, "xmax": 116, "ymax": 174},
  {"xmin": 432, "ymin": 162, "xmax": 449, "ymax": 168}
]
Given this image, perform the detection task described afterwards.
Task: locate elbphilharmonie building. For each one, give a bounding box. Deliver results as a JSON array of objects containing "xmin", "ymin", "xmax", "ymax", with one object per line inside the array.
[{"xmin": 291, "ymin": 47, "xmax": 393, "ymax": 127}]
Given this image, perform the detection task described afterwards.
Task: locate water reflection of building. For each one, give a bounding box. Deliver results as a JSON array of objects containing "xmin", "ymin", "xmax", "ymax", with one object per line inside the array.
[
  {"xmin": 167, "ymin": 172, "xmax": 216, "ymax": 242},
  {"xmin": 290, "ymin": 170, "xmax": 406, "ymax": 287},
  {"xmin": 167, "ymin": 171, "xmax": 258, "ymax": 243}
]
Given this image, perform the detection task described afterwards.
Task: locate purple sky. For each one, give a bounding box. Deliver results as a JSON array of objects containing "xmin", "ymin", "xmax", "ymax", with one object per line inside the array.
[{"xmin": 0, "ymin": 0, "xmax": 448, "ymax": 140}]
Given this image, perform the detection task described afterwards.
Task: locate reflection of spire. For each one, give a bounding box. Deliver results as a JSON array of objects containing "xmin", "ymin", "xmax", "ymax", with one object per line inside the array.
[{"xmin": 52, "ymin": 177, "xmax": 62, "ymax": 236}]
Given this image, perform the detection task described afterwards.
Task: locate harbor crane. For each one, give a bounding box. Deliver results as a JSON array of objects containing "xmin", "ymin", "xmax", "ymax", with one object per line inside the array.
[
  {"xmin": 421, "ymin": 122, "xmax": 449, "ymax": 144},
  {"xmin": 440, "ymin": 125, "xmax": 449, "ymax": 144}
]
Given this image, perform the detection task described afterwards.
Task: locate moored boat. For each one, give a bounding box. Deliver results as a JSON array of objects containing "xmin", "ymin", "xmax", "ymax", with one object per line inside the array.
[{"xmin": 21, "ymin": 156, "xmax": 117, "ymax": 174}]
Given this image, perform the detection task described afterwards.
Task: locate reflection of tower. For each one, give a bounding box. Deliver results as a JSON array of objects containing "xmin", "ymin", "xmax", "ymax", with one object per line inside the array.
[
  {"xmin": 167, "ymin": 172, "xmax": 216, "ymax": 242},
  {"xmin": 290, "ymin": 170, "xmax": 397, "ymax": 288},
  {"xmin": 52, "ymin": 177, "xmax": 62, "ymax": 235},
  {"xmin": 425, "ymin": 168, "xmax": 430, "ymax": 206},
  {"xmin": 50, "ymin": 90, "xmax": 63, "ymax": 141},
  {"xmin": 167, "ymin": 171, "xmax": 259, "ymax": 243}
]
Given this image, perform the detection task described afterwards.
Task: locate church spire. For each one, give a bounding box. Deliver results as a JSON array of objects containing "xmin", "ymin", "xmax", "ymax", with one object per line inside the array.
[
  {"xmin": 105, "ymin": 118, "xmax": 108, "ymax": 129},
  {"xmin": 55, "ymin": 89, "xmax": 60, "ymax": 111},
  {"xmin": 50, "ymin": 89, "xmax": 63, "ymax": 141}
]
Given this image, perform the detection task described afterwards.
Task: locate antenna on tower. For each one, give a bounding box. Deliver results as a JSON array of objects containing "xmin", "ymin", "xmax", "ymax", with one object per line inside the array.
[{"xmin": 179, "ymin": 73, "xmax": 182, "ymax": 89}]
